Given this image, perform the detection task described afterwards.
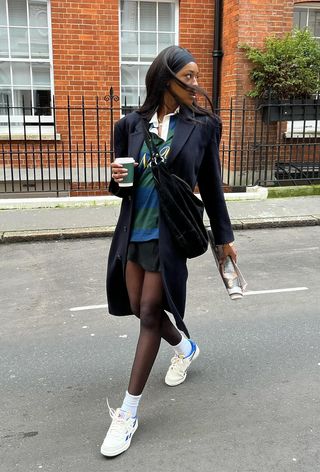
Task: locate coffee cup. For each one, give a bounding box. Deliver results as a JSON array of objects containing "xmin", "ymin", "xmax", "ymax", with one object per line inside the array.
[{"xmin": 115, "ymin": 157, "xmax": 135, "ymax": 187}]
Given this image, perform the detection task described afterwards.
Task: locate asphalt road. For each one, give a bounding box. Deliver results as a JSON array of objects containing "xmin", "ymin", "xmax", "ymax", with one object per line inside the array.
[{"xmin": 1, "ymin": 227, "xmax": 320, "ymax": 472}]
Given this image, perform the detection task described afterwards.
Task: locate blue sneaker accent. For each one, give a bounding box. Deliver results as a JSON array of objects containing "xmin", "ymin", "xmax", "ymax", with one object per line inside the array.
[{"xmin": 188, "ymin": 340, "xmax": 196, "ymax": 357}]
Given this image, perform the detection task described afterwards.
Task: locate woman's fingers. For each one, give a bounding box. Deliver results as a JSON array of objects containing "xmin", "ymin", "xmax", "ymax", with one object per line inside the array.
[
  {"xmin": 111, "ymin": 161, "xmax": 138, "ymax": 182},
  {"xmin": 219, "ymin": 244, "xmax": 237, "ymax": 265},
  {"xmin": 111, "ymin": 162, "xmax": 127, "ymax": 182}
]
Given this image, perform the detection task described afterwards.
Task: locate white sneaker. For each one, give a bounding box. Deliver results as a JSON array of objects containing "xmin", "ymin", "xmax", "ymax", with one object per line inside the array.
[
  {"xmin": 165, "ymin": 340, "xmax": 200, "ymax": 387},
  {"xmin": 100, "ymin": 402, "xmax": 138, "ymax": 457}
]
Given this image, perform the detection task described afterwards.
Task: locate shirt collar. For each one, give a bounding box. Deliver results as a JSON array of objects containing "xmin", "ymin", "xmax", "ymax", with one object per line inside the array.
[{"xmin": 149, "ymin": 107, "xmax": 180, "ymax": 125}]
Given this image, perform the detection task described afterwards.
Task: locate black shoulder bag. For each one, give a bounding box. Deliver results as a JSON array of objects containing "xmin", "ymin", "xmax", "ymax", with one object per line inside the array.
[{"xmin": 141, "ymin": 120, "xmax": 208, "ymax": 259}]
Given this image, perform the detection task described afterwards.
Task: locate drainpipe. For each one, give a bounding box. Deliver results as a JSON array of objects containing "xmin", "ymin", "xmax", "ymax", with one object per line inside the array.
[{"xmin": 212, "ymin": 0, "xmax": 223, "ymax": 111}]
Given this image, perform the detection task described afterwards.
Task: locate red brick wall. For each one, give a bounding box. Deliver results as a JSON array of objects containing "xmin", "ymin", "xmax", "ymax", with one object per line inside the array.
[
  {"xmin": 179, "ymin": 0, "xmax": 214, "ymax": 101},
  {"xmin": 51, "ymin": 0, "xmax": 119, "ymax": 103},
  {"xmin": 221, "ymin": 0, "xmax": 295, "ymax": 101},
  {"xmin": 219, "ymin": 0, "xmax": 296, "ymax": 181},
  {"xmin": 3, "ymin": 0, "xmax": 318, "ymax": 194},
  {"xmin": 49, "ymin": 0, "xmax": 121, "ymax": 190}
]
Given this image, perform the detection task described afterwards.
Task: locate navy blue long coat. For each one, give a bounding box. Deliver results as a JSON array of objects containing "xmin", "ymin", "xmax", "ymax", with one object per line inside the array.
[{"xmin": 106, "ymin": 109, "xmax": 234, "ymax": 337}]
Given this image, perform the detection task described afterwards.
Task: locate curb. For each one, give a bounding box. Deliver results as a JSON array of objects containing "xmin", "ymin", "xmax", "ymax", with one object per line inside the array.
[
  {"xmin": 1, "ymin": 216, "xmax": 319, "ymax": 244},
  {"xmin": 230, "ymin": 215, "xmax": 320, "ymax": 230},
  {"xmin": 0, "ymin": 195, "xmax": 121, "ymax": 210},
  {"xmin": 0, "ymin": 186, "xmax": 268, "ymax": 210},
  {"xmin": 0, "ymin": 226, "xmax": 116, "ymax": 244}
]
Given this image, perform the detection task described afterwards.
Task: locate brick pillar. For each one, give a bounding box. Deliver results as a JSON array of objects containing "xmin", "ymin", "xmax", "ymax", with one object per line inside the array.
[
  {"xmin": 179, "ymin": 0, "xmax": 215, "ymax": 99},
  {"xmin": 50, "ymin": 0, "xmax": 120, "ymax": 195},
  {"xmin": 220, "ymin": 0, "xmax": 295, "ymax": 187},
  {"xmin": 51, "ymin": 0, "xmax": 120, "ymax": 102}
]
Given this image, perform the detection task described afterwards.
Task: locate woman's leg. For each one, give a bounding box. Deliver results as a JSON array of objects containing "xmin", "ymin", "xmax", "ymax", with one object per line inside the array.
[
  {"xmin": 100, "ymin": 264, "xmax": 166, "ymax": 457},
  {"xmin": 127, "ymin": 269, "xmax": 164, "ymax": 395},
  {"xmin": 160, "ymin": 310, "xmax": 183, "ymax": 345},
  {"xmin": 126, "ymin": 260, "xmax": 182, "ymax": 347}
]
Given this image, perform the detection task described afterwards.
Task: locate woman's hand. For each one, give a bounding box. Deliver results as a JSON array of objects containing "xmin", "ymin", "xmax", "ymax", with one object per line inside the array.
[
  {"xmin": 219, "ymin": 242, "xmax": 237, "ymax": 265},
  {"xmin": 111, "ymin": 161, "xmax": 138, "ymax": 184}
]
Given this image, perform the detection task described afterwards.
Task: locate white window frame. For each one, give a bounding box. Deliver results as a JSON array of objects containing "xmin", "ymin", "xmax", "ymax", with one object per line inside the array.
[
  {"xmin": 0, "ymin": 0, "xmax": 55, "ymax": 140},
  {"xmin": 289, "ymin": 2, "xmax": 320, "ymax": 137},
  {"xmin": 119, "ymin": 0, "xmax": 179, "ymax": 108},
  {"xmin": 294, "ymin": 3, "xmax": 320, "ymax": 41}
]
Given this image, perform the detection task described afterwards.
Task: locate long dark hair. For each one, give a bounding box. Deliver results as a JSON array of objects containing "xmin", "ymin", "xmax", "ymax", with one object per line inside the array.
[{"xmin": 138, "ymin": 46, "xmax": 216, "ymax": 121}]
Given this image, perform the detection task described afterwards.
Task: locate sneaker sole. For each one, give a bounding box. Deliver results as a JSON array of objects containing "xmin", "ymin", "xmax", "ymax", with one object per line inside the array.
[
  {"xmin": 100, "ymin": 419, "xmax": 138, "ymax": 457},
  {"xmin": 165, "ymin": 345, "xmax": 200, "ymax": 387}
]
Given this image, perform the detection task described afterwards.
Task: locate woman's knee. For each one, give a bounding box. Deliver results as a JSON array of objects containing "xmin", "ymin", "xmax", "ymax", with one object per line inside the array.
[
  {"xmin": 139, "ymin": 302, "xmax": 162, "ymax": 331},
  {"xmin": 130, "ymin": 302, "xmax": 140, "ymax": 317}
]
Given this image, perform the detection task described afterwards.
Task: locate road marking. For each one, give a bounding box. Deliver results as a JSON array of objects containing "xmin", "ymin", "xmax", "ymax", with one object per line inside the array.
[
  {"xmin": 244, "ymin": 287, "xmax": 308, "ymax": 296},
  {"xmin": 70, "ymin": 304, "xmax": 107, "ymax": 312},
  {"xmin": 70, "ymin": 287, "xmax": 309, "ymax": 309},
  {"xmin": 291, "ymin": 247, "xmax": 319, "ymax": 253}
]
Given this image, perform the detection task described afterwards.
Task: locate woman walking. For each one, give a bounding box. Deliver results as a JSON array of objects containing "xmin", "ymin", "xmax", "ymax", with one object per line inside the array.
[{"xmin": 101, "ymin": 45, "xmax": 236, "ymax": 457}]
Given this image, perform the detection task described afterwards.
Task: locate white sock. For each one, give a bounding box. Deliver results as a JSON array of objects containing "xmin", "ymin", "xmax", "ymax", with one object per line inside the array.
[
  {"xmin": 120, "ymin": 391, "xmax": 142, "ymax": 418},
  {"xmin": 172, "ymin": 335, "xmax": 192, "ymax": 358}
]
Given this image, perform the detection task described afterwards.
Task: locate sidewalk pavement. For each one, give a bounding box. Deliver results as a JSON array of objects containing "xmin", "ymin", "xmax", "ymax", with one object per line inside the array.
[{"xmin": 0, "ymin": 191, "xmax": 319, "ymax": 243}]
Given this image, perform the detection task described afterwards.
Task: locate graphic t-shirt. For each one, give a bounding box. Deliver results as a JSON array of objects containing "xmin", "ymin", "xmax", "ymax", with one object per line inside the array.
[{"xmin": 130, "ymin": 116, "xmax": 177, "ymax": 242}]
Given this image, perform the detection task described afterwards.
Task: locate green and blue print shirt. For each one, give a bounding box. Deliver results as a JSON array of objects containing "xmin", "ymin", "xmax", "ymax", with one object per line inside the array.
[{"xmin": 130, "ymin": 114, "xmax": 177, "ymax": 242}]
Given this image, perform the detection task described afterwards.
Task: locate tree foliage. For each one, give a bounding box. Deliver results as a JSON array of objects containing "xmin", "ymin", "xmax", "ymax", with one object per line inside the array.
[{"xmin": 241, "ymin": 29, "xmax": 320, "ymax": 100}]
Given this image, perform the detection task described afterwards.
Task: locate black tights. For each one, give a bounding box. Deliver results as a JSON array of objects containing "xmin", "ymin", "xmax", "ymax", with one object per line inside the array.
[{"xmin": 125, "ymin": 260, "xmax": 182, "ymax": 396}]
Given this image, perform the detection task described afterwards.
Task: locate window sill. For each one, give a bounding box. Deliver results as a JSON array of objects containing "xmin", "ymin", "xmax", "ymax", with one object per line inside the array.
[
  {"xmin": 285, "ymin": 121, "xmax": 320, "ymax": 139},
  {"xmin": 0, "ymin": 132, "xmax": 61, "ymax": 141},
  {"xmin": 284, "ymin": 132, "xmax": 320, "ymax": 139}
]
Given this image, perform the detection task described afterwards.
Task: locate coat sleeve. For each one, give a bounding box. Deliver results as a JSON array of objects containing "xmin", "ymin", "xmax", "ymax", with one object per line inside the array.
[
  {"xmin": 108, "ymin": 117, "xmax": 133, "ymax": 198},
  {"xmin": 197, "ymin": 117, "xmax": 234, "ymax": 245}
]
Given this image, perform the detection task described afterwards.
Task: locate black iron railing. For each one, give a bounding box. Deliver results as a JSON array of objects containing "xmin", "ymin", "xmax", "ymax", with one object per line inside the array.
[{"xmin": 0, "ymin": 89, "xmax": 319, "ymax": 196}]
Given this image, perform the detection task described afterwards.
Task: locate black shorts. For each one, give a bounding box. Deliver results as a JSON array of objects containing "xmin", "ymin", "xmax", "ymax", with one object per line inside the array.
[{"xmin": 127, "ymin": 240, "xmax": 160, "ymax": 272}]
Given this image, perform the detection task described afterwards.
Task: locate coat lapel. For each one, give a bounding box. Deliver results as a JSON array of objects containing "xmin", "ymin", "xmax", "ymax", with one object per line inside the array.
[
  {"xmin": 127, "ymin": 112, "xmax": 196, "ymax": 165},
  {"xmin": 128, "ymin": 119, "xmax": 145, "ymax": 162},
  {"xmin": 167, "ymin": 115, "xmax": 195, "ymax": 166}
]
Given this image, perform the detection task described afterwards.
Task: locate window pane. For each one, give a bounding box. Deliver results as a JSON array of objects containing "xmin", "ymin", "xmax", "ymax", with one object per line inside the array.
[
  {"xmin": 8, "ymin": 0, "xmax": 28, "ymax": 26},
  {"xmin": 30, "ymin": 28, "xmax": 49, "ymax": 57},
  {"xmin": 140, "ymin": 32, "xmax": 156, "ymax": 60},
  {"xmin": 159, "ymin": 3, "xmax": 174, "ymax": 31},
  {"xmin": 13, "ymin": 88, "xmax": 32, "ymax": 113},
  {"xmin": 121, "ymin": 86, "xmax": 139, "ymax": 106},
  {"xmin": 159, "ymin": 32, "xmax": 175, "ymax": 51},
  {"xmin": 0, "ymin": 0, "xmax": 7, "ymax": 26},
  {"xmin": 10, "ymin": 27, "xmax": 29, "ymax": 57},
  {"xmin": 0, "ymin": 27, "xmax": 8, "ymax": 56},
  {"xmin": 121, "ymin": 31, "xmax": 138, "ymax": 61},
  {"xmin": 29, "ymin": 1, "xmax": 48, "ymax": 27},
  {"xmin": 121, "ymin": 64, "xmax": 138, "ymax": 86},
  {"xmin": 294, "ymin": 9, "xmax": 308, "ymax": 30},
  {"xmin": 139, "ymin": 86, "xmax": 146, "ymax": 104},
  {"xmin": 121, "ymin": 0, "xmax": 138, "ymax": 31},
  {"xmin": 32, "ymin": 63, "xmax": 50, "ymax": 86},
  {"xmin": 12, "ymin": 62, "xmax": 30, "ymax": 86},
  {"xmin": 309, "ymin": 10, "xmax": 320, "ymax": 37},
  {"xmin": 140, "ymin": 2, "xmax": 156, "ymax": 31},
  {"xmin": 139, "ymin": 65, "xmax": 149, "ymax": 88},
  {"xmin": 0, "ymin": 61, "xmax": 10, "ymax": 84},
  {"xmin": 0, "ymin": 62, "xmax": 11, "ymax": 86},
  {"xmin": 0, "ymin": 90, "xmax": 12, "ymax": 114},
  {"xmin": 34, "ymin": 89, "xmax": 51, "ymax": 115}
]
